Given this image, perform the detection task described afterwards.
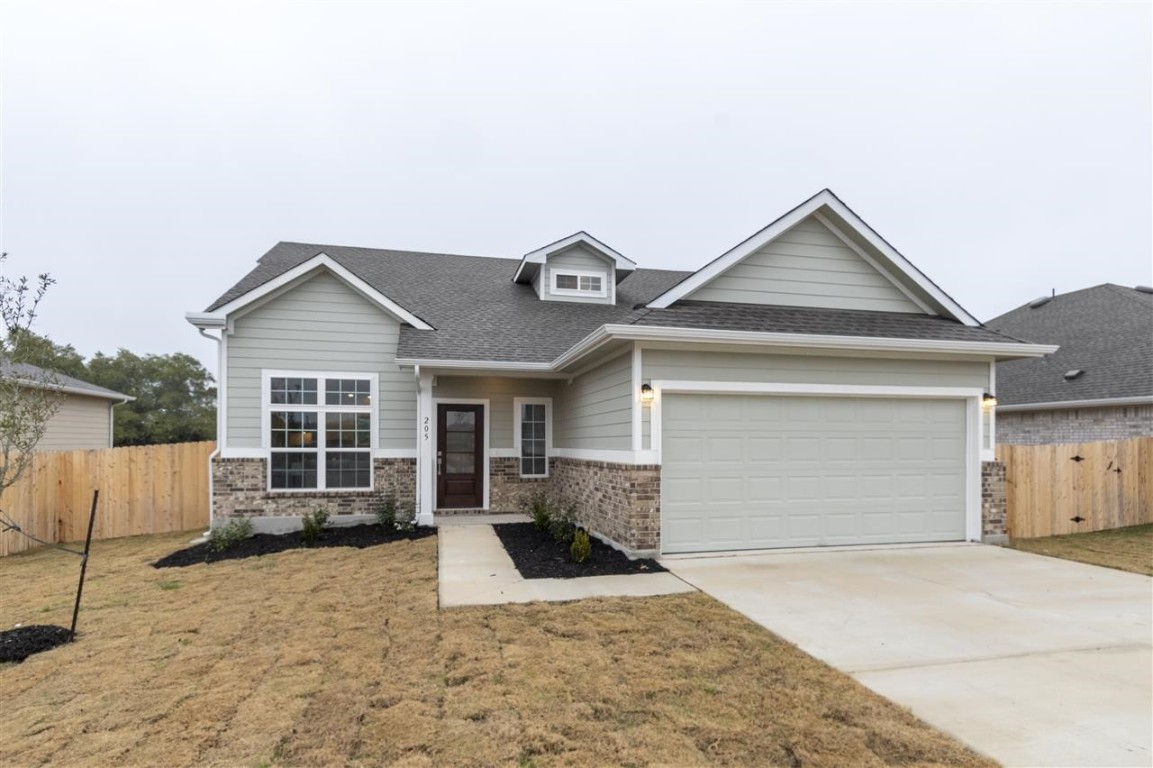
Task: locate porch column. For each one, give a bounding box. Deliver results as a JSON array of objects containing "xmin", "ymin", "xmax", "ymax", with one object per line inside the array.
[{"xmin": 416, "ymin": 370, "xmax": 435, "ymax": 526}]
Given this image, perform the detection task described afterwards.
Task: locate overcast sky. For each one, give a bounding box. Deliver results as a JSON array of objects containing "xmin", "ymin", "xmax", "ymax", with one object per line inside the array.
[{"xmin": 1, "ymin": 1, "xmax": 1149, "ymax": 373}]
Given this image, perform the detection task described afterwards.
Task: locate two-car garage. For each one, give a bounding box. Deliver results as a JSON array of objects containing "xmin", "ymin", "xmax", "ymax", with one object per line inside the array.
[{"xmin": 659, "ymin": 391, "xmax": 973, "ymax": 554}]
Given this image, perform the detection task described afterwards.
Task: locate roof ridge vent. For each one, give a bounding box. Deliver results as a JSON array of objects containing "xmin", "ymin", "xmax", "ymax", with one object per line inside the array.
[
  {"xmin": 1135, "ymin": 285, "xmax": 1153, "ymax": 294},
  {"xmin": 1063, "ymin": 369, "xmax": 1085, "ymax": 381},
  {"xmin": 1027, "ymin": 296, "xmax": 1053, "ymax": 309}
]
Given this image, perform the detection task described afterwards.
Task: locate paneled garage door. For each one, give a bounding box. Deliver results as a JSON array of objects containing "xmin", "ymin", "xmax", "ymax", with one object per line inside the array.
[{"xmin": 661, "ymin": 394, "xmax": 968, "ymax": 554}]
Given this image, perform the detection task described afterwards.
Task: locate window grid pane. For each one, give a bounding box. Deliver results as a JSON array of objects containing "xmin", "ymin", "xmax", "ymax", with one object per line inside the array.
[
  {"xmin": 270, "ymin": 452, "xmax": 318, "ymax": 489},
  {"xmin": 325, "ymin": 451, "xmax": 371, "ymax": 489},
  {"xmin": 325, "ymin": 378, "xmax": 371, "ymax": 406},
  {"xmin": 520, "ymin": 403, "xmax": 547, "ymax": 476},
  {"xmin": 325, "ymin": 412, "xmax": 371, "ymax": 448},
  {"xmin": 270, "ymin": 411, "xmax": 318, "ymax": 448},
  {"xmin": 270, "ymin": 377, "xmax": 318, "ymax": 405},
  {"xmin": 555, "ymin": 274, "xmax": 578, "ymax": 290}
]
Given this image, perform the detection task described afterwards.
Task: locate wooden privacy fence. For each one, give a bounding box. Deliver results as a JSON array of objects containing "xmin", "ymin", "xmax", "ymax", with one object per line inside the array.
[
  {"xmin": 0, "ymin": 441, "xmax": 214, "ymax": 557},
  {"xmin": 998, "ymin": 437, "xmax": 1153, "ymax": 539}
]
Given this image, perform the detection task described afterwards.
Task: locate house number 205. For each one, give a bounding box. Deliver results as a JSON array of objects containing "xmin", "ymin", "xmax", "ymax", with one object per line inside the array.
[{"xmin": 423, "ymin": 417, "xmax": 430, "ymax": 440}]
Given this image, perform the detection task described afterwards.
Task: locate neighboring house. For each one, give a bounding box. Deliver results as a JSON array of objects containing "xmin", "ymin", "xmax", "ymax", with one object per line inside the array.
[
  {"xmin": 985, "ymin": 284, "xmax": 1153, "ymax": 445},
  {"xmin": 1, "ymin": 362, "xmax": 134, "ymax": 451},
  {"xmin": 187, "ymin": 189, "xmax": 1053, "ymax": 555}
]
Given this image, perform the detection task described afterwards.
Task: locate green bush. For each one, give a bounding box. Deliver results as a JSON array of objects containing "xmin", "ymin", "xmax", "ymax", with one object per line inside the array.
[
  {"xmin": 522, "ymin": 490, "xmax": 554, "ymax": 533},
  {"xmin": 208, "ymin": 518, "xmax": 253, "ymax": 553},
  {"xmin": 375, "ymin": 494, "xmax": 398, "ymax": 531},
  {"xmin": 301, "ymin": 507, "xmax": 329, "ymax": 545},
  {"xmin": 570, "ymin": 528, "xmax": 591, "ymax": 564}
]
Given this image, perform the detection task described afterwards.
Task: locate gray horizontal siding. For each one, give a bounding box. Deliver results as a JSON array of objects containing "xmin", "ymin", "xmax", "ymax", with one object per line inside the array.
[
  {"xmin": 555, "ymin": 351, "xmax": 632, "ymax": 450},
  {"xmin": 39, "ymin": 395, "xmax": 111, "ymax": 451},
  {"xmin": 432, "ymin": 377, "xmax": 559, "ymax": 449},
  {"xmin": 543, "ymin": 245, "xmax": 615, "ymax": 305},
  {"xmin": 641, "ymin": 349, "xmax": 991, "ymax": 449},
  {"xmin": 688, "ymin": 216, "xmax": 924, "ymax": 313},
  {"xmin": 226, "ymin": 271, "xmax": 416, "ymax": 449}
]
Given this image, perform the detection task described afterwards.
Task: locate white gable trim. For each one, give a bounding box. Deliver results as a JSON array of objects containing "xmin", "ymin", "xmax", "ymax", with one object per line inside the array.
[
  {"xmin": 646, "ymin": 190, "xmax": 980, "ymax": 326},
  {"xmin": 186, "ymin": 253, "xmax": 433, "ymax": 331},
  {"xmin": 513, "ymin": 231, "xmax": 635, "ymax": 283}
]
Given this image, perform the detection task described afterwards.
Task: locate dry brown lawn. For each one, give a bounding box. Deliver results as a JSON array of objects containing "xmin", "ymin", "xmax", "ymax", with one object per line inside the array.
[
  {"xmin": 0, "ymin": 531, "xmax": 996, "ymax": 768},
  {"xmin": 1011, "ymin": 523, "xmax": 1153, "ymax": 576}
]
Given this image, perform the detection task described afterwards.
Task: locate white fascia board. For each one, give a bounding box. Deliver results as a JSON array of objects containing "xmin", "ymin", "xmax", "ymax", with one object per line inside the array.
[
  {"xmin": 646, "ymin": 189, "xmax": 981, "ymax": 326},
  {"xmin": 552, "ymin": 324, "xmax": 1058, "ymax": 370},
  {"xmin": 394, "ymin": 357, "xmax": 556, "ymax": 373},
  {"xmin": 997, "ymin": 396, "xmax": 1153, "ymax": 413},
  {"xmin": 194, "ymin": 254, "xmax": 433, "ymax": 331},
  {"xmin": 513, "ymin": 231, "xmax": 636, "ymax": 284}
]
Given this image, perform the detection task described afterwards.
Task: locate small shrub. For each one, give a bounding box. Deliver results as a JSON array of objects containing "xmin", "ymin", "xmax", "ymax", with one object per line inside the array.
[
  {"xmin": 522, "ymin": 490, "xmax": 554, "ymax": 533},
  {"xmin": 301, "ymin": 507, "xmax": 329, "ymax": 545},
  {"xmin": 208, "ymin": 518, "xmax": 253, "ymax": 553},
  {"xmin": 375, "ymin": 494, "xmax": 398, "ymax": 531},
  {"xmin": 548, "ymin": 502, "xmax": 579, "ymax": 545},
  {"xmin": 570, "ymin": 528, "xmax": 591, "ymax": 564}
]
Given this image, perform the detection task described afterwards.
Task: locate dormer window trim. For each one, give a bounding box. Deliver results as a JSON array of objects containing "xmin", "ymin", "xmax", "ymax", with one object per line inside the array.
[{"xmin": 550, "ymin": 268, "xmax": 608, "ymax": 298}]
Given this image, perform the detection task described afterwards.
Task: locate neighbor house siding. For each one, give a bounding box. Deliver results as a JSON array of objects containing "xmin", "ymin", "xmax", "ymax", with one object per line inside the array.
[
  {"xmin": 640, "ymin": 349, "xmax": 992, "ymax": 450},
  {"xmin": 554, "ymin": 351, "xmax": 632, "ymax": 450},
  {"xmin": 225, "ymin": 271, "xmax": 416, "ymax": 449},
  {"xmin": 432, "ymin": 377, "xmax": 559, "ymax": 449},
  {"xmin": 541, "ymin": 245, "xmax": 615, "ymax": 305},
  {"xmin": 687, "ymin": 216, "xmax": 924, "ymax": 313},
  {"xmin": 38, "ymin": 394, "xmax": 112, "ymax": 451}
]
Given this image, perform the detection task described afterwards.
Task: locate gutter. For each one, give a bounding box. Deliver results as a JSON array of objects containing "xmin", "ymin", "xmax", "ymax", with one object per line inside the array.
[
  {"xmin": 996, "ymin": 396, "xmax": 1153, "ymax": 413},
  {"xmin": 198, "ymin": 327, "xmax": 224, "ymax": 531}
]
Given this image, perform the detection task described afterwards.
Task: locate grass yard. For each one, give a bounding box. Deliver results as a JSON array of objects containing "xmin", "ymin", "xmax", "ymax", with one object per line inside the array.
[
  {"xmin": 1011, "ymin": 523, "xmax": 1153, "ymax": 576},
  {"xmin": 0, "ymin": 532, "xmax": 995, "ymax": 767}
]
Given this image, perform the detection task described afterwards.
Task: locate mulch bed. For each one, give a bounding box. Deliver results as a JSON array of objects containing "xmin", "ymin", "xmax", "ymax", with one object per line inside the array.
[
  {"xmin": 494, "ymin": 523, "xmax": 665, "ymax": 579},
  {"xmin": 0, "ymin": 625, "xmax": 73, "ymax": 664},
  {"xmin": 153, "ymin": 525, "xmax": 435, "ymax": 568}
]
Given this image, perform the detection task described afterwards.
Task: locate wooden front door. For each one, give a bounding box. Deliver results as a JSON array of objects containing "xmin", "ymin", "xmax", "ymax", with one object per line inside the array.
[{"xmin": 437, "ymin": 404, "xmax": 484, "ymax": 508}]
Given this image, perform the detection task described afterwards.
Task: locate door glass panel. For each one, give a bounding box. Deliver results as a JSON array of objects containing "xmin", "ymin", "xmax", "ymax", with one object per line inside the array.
[
  {"xmin": 446, "ymin": 452, "xmax": 474, "ymax": 473},
  {"xmin": 445, "ymin": 431, "xmax": 474, "ymax": 452},
  {"xmin": 446, "ymin": 411, "xmax": 475, "ymax": 430}
]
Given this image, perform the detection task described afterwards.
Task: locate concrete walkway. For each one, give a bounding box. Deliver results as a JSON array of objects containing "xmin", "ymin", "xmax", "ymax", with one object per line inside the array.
[
  {"xmin": 437, "ymin": 516, "xmax": 694, "ymax": 607},
  {"xmin": 664, "ymin": 544, "xmax": 1153, "ymax": 768}
]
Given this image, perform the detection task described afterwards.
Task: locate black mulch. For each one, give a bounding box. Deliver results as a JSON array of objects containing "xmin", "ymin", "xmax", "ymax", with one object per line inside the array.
[
  {"xmin": 493, "ymin": 523, "xmax": 666, "ymax": 580},
  {"xmin": 152, "ymin": 525, "xmax": 435, "ymax": 568},
  {"xmin": 0, "ymin": 625, "xmax": 73, "ymax": 664}
]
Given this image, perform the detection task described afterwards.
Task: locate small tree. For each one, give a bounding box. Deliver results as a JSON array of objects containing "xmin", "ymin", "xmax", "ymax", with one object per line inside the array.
[{"xmin": 0, "ymin": 253, "xmax": 61, "ymax": 496}]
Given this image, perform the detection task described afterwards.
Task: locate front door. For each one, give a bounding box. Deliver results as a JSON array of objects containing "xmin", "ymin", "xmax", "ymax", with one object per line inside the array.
[{"xmin": 437, "ymin": 404, "xmax": 484, "ymax": 508}]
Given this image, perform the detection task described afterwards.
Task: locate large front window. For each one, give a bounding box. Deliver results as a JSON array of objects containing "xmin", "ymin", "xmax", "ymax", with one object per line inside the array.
[{"xmin": 266, "ymin": 373, "xmax": 375, "ymax": 490}]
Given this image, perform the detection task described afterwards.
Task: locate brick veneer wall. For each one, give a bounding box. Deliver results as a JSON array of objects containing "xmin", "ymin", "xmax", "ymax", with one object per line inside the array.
[
  {"xmin": 487, "ymin": 457, "xmax": 554, "ymax": 513},
  {"xmin": 551, "ymin": 458, "xmax": 661, "ymax": 553},
  {"xmin": 212, "ymin": 457, "xmax": 416, "ymax": 521},
  {"xmin": 981, "ymin": 460, "xmax": 1007, "ymax": 541},
  {"xmin": 997, "ymin": 404, "xmax": 1153, "ymax": 445}
]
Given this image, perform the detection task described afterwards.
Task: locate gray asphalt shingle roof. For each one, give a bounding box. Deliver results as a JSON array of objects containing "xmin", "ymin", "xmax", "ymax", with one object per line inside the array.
[
  {"xmin": 1, "ymin": 361, "xmax": 132, "ymax": 400},
  {"xmin": 207, "ymin": 241, "xmax": 1032, "ymax": 364},
  {"xmin": 985, "ymin": 284, "xmax": 1153, "ymax": 405}
]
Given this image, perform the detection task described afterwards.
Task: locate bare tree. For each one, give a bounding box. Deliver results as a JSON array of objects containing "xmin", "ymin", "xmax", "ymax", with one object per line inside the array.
[{"xmin": 0, "ymin": 253, "xmax": 61, "ymax": 495}]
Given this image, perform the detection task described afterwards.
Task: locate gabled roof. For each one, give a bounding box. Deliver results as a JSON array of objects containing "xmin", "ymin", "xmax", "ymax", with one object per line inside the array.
[
  {"xmin": 986, "ymin": 284, "xmax": 1153, "ymax": 407},
  {"xmin": 512, "ymin": 231, "xmax": 636, "ymax": 285},
  {"xmin": 646, "ymin": 189, "xmax": 980, "ymax": 326},
  {"xmin": 1, "ymin": 361, "xmax": 134, "ymax": 402}
]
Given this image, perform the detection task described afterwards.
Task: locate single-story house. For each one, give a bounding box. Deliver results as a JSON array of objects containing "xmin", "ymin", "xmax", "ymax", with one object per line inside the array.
[
  {"xmin": 187, "ymin": 189, "xmax": 1054, "ymax": 555},
  {"xmin": 1, "ymin": 361, "xmax": 134, "ymax": 451},
  {"xmin": 985, "ymin": 284, "xmax": 1153, "ymax": 444}
]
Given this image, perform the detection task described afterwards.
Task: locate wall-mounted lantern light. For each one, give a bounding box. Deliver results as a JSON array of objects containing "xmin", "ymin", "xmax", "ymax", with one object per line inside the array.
[
  {"xmin": 641, "ymin": 383, "xmax": 654, "ymax": 403},
  {"xmin": 982, "ymin": 393, "xmax": 997, "ymax": 409}
]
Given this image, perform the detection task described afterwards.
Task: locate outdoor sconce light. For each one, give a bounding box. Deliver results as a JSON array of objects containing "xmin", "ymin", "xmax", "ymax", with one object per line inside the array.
[
  {"xmin": 982, "ymin": 393, "xmax": 998, "ymax": 409},
  {"xmin": 640, "ymin": 383, "xmax": 654, "ymax": 403}
]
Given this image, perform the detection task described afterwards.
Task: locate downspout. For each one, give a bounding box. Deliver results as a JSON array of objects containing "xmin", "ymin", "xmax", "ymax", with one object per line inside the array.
[
  {"xmin": 413, "ymin": 364, "xmax": 422, "ymax": 525},
  {"xmin": 199, "ymin": 327, "xmax": 223, "ymax": 532},
  {"xmin": 108, "ymin": 396, "xmax": 131, "ymax": 449}
]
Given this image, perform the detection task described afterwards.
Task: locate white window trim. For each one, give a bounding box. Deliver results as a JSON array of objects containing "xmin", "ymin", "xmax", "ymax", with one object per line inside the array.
[
  {"xmin": 513, "ymin": 397, "xmax": 553, "ymax": 478},
  {"xmin": 550, "ymin": 268, "xmax": 608, "ymax": 298},
  {"xmin": 261, "ymin": 370, "xmax": 379, "ymax": 493}
]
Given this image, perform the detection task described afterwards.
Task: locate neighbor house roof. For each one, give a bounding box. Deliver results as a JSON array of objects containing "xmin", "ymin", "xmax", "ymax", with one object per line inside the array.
[
  {"xmin": 0, "ymin": 361, "xmax": 133, "ymax": 401},
  {"xmin": 200, "ymin": 241, "xmax": 1032, "ymax": 365},
  {"xmin": 985, "ymin": 284, "xmax": 1153, "ymax": 407}
]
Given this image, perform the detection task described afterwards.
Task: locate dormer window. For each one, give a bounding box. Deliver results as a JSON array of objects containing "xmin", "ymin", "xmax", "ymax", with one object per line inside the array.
[{"xmin": 551, "ymin": 269, "xmax": 607, "ymax": 298}]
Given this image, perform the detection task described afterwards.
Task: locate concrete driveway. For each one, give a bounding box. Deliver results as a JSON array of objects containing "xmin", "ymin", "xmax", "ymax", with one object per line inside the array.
[{"xmin": 663, "ymin": 544, "xmax": 1152, "ymax": 768}]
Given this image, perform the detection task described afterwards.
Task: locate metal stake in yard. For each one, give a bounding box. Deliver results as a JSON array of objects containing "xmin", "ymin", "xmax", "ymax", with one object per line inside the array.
[{"xmin": 69, "ymin": 489, "xmax": 99, "ymax": 641}]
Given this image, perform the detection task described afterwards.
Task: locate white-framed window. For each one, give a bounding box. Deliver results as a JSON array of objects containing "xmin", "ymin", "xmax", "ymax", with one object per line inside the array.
[
  {"xmin": 550, "ymin": 268, "xmax": 607, "ymax": 298},
  {"xmin": 263, "ymin": 371, "xmax": 377, "ymax": 491},
  {"xmin": 513, "ymin": 397, "xmax": 552, "ymax": 477}
]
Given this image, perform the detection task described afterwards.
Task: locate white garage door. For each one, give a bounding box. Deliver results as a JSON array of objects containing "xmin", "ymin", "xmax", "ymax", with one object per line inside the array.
[{"xmin": 661, "ymin": 394, "xmax": 968, "ymax": 554}]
